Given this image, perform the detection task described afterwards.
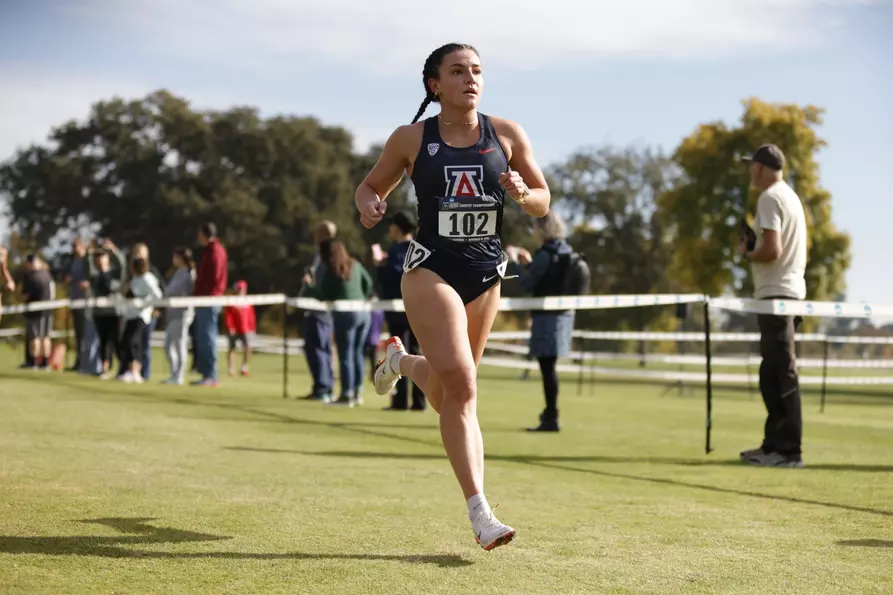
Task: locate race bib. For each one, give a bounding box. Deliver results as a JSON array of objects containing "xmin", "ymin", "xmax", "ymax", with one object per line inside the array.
[
  {"xmin": 402, "ymin": 239, "xmax": 432, "ymax": 273},
  {"xmin": 497, "ymin": 251, "xmax": 517, "ymax": 280},
  {"xmin": 437, "ymin": 197, "xmax": 497, "ymax": 243}
]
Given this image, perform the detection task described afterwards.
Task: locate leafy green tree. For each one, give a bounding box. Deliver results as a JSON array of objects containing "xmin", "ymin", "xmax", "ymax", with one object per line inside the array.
[
  {"xmin": 0, "ymin": 90, "xmax": 372, "ymax": 301},
  {"xmin": 538, "ymin": 145, "xmax": 682, "ymax": 335}
]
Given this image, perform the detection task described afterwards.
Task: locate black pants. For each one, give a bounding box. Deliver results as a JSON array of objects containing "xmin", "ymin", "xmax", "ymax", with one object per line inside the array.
[
  {"xmin": 188, "ymin": 319, "xmax": 198, "ymax": 372},
  {"xmin": 122, "ymin": 318, "xmax": 148, "ymax": 367},
  {"xmin": 94, "ymin": 315, "xmax": 120, "ymax": 368},
  {"xmin": 757, "ymin": 312, "xmax": 803, "ymax": 457},
  {"xmin": 538, "ymin": 356, "xmax": 559, "ymax": 422},
  {"xmin": 387, "ymin": 320, "xmax": 426, "ymax": 410},
  {"xmin": 72, "ymin": 309, "xmax": 86, "ymax": 366}
]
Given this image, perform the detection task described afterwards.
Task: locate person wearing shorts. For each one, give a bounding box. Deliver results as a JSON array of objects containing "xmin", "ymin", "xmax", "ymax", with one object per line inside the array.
[
  {"xmin": 224, "ymin": 280, "xmax": 256, "ymax": 377},
  {"xmin": 355, "ymin": 43, "xmax": 551, "ymax": 550},
  {"xmin": 21, "ymin": 254, "xmax": 54, "ymax": 370}
]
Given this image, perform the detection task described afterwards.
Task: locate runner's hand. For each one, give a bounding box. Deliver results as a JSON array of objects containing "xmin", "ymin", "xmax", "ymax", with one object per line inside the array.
[
  {"xmin": 499, "ymin": 169, "xmax": 528, "ymax": 201},
  {"xmin": 359, "ymin": 198, "xmax": 387, "ymax": 229}
]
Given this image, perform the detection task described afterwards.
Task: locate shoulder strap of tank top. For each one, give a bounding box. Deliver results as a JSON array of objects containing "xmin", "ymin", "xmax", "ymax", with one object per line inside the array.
[
  {"xmin": 422, "ymin": 116, "xmax": 439, "ymax": 143},
  {"xmin": 479, "ymin": 113, "xmax": 497, "ymax": 142},
  {"xmin": 480, "ymin": 113, "xmax": 510, "ymax": 172}
]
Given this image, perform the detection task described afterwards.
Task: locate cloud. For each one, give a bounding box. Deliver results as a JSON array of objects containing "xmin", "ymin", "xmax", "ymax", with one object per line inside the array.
[
  {"xmin": 77, "ymin": 0, "xmax": 878, "ymax": 73},
  {"xmin": 0, "ymin": 65, "xmax": 388, "ymax": 163},
  {"xmin": 0, "ymin": 67, "xmax": 152, "ymax": 160}
]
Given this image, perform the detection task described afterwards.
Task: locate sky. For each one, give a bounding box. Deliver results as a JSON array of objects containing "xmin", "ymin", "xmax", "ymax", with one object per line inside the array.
[{"xmin": 0, "ymin": 0, "xmax": 891, "ymax": 306}]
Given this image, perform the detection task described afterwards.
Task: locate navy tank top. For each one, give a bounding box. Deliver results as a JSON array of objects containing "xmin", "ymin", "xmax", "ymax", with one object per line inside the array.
[{"xmin": 410, "ymin": 113, "xmax": 508, "ymax": 263}]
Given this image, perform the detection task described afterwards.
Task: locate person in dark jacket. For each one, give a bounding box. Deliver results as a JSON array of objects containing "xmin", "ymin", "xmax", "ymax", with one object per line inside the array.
[
  {"xmin": 65, "ymin": 238, "xmax": 89, "ymax": 371},
  {"xmin": 20, "ymin": 254, "xmax": 55, "ymax": 370},
  {"xmin": 517, "ymin": 211, "xmax": 576, "ymax": 432},
  {"xmin": 374, "ymin": 210, "xmax": 426, "ymax": 411},
  {"xmin": 85, "ymin": 240, "xmax": 127, "ymax": 379}
]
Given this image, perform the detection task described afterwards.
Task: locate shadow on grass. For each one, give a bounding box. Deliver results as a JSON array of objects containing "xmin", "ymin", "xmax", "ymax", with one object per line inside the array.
[
  {"xmin": 0, "ymin": 517, "xmax": 471, "ymax": 567},
  {"xmin": 225, "ymin": 446, "xmax": 893, "ymax": 473},
  {"xmin": 8, "ymin": 372, "xmax": 892, "ymax": 521},
  {"xmin": 229, "ymin": 448, "xmax": 893, "ymax": 519},
  {"xmin": 6, "ymin": 373, "xmax": 444, "ymax": 449},
  {"xmin": 836, "ymin": 539, "xmax": 893, "ymax": 548}
]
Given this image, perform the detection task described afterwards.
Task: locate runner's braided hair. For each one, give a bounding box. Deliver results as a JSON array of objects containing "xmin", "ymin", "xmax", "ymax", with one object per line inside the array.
[{"xmin": 411, "ymin": 43, "xmax": 479, "ymax": 124}]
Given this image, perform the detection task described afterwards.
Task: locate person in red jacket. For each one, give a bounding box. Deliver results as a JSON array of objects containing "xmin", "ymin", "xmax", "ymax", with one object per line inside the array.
[
  {"xmin": 225, "ymin": 280, "xmax": 255, "ymax": 376},
  {"xmin": 192, "ymin": 222, "xmax": 228, "ymax": 386}
]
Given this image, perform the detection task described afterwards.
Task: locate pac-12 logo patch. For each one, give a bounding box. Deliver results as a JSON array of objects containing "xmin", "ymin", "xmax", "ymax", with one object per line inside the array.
[
  {"xmin": 444, "ymin": 165, "xmax": 484, "ymax": 197},
  {"xmin": 428, "ymin": 143, "xmax": 440, "ymax": 156}
]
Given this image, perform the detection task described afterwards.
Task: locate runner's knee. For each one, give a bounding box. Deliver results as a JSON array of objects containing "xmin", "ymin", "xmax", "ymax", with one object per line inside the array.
[{"xmin": 438, "ymin": 364, "xmax": 477, "ymax": 405}]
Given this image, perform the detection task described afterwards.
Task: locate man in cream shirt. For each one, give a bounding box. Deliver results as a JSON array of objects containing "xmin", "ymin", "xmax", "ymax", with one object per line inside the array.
[{"xmin": 738, "ymin": 144, "xmax": 807, "ymax": 468}]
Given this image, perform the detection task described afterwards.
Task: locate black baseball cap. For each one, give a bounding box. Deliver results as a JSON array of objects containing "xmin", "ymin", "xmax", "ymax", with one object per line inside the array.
[
  {"xmin": 389, "ymin": 210, "xmax": 417, "ymax": 234},
  {"xmin": 741, "ymin": 144, "xmax": 785, "ymax": 170}
]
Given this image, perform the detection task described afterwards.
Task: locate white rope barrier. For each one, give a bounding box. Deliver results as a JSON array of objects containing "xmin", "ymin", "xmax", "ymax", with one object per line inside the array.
[
  {"xmin": 478, "ymin": 357, "xmax": 893, "ymax": 385},
  {"xmin": 707, "ymin": 297, "xmax": 893, "ymax": 319},
  {"xmin": 488, "ymin": 330, "xmax": 893, "ymax": 346},
  {"xmin": 483, "ymin": 341, "xmax": 893, "ymax": 369},
  {"xmin": 0, "ymin": 293, "xmax": 288, "ymax": 315},
  {"xmin": 3, "ymin": 291, "xmax": 893, "ymax": 321}
]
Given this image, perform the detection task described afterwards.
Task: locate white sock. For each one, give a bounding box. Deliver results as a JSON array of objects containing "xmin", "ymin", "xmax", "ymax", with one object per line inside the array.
[
  {"xmin": 389, "ymin": 350, "xmax": 405, "ymax": 376},
  {"xmin": 467, "ymin": 493, "xmax": 489, "ymax": 518}
]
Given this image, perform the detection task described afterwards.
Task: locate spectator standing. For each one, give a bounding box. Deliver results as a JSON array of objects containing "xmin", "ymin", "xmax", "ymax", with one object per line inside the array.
[
  {"xmin": 299, "ymin": 221, "xmax": 337, "ymax": 402},
  {"xmin": 20, "ymin": 254, "xmax": 55, "ymax": 370},
  {"xmin": 124, "ymin": 243, "xmax": 164, "ymax": 380},
  {"xmin": 738, "ymin": 144, "xmax": 808, "ymax": 468},
  {"xmin": 86, "ymin": 240, "xmax": 127, "ymax": 379},
  {"xmin": 119, "ymin": 258, "xmax": 163, "ymax": 383},
  {"xmin": 0, "ymin": 247, "xmax": 14, "ymax": 325},
  {"xmin": 193, "ymin": 222, "xmax": 228, "ymax": 387},
  {"xmin": 304, "ymin": 239, "xmax": 373, "ymax": 407},
  {"xmin": 224, "ymin": 280, "xmax": 256, "ymax": 377},
  {"xmin": 374, "ymin": 210, "xmax": 426, "ymax": 411},
  {"xmin": 162, "ymin": 247, "xmax": 196, "ymax": 385},
  {"xmin": 65, "ymin": 238, "xmax": 89, "ymax": 371},
  {"xmin": 516, "ymin": 211, "xmax": 576, "ymax": 433}
]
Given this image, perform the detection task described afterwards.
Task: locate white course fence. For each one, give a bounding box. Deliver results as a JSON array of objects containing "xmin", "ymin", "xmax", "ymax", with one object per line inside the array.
[{"xmin": 3, "ymin": 291, "xmax": 891, "ymax": 453}]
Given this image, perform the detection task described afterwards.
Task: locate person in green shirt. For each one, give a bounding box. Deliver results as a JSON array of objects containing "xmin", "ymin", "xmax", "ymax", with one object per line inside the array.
[{"xmin": 304, "ymin": 239, "xmax": 374, "ymax": 406}]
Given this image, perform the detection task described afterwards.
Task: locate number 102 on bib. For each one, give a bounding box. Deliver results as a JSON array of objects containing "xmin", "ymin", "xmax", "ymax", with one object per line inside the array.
[{"xmin": 438, "ymin": 209, "xmax": 497, "ymax": 242}]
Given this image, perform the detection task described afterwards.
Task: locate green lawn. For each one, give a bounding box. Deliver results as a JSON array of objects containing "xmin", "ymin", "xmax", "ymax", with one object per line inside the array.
[{"xmin": 0, "ymin": 344, "xmax": 891, "ymax": 594}]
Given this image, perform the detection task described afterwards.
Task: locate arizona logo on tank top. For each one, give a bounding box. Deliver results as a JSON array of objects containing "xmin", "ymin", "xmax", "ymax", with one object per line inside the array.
[{"xmin": 410, "ymin": 113, "xmax": 509, "ymax": 264}]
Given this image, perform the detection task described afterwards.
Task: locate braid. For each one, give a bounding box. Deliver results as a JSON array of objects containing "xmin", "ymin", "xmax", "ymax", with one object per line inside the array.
[
  {"xmin": 411, "ymin": 93, "xmax": 434, "ymax": 124},
  {"xmin": 410, "ymin": 42, "xmax": 479, "ymax": 124}
]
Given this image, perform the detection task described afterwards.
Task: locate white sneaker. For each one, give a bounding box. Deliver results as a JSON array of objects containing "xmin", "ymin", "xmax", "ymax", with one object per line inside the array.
[
  {"xmin": 471, "ymin": 505, "xmax": 515, "ymax": 551},
  {"xmin": 374, "ymin": 337, "xmax": 405, "ymax": 396},
  {"xmin": 118, "ymin": 372, "xmax": 135, "ymax": 383}
]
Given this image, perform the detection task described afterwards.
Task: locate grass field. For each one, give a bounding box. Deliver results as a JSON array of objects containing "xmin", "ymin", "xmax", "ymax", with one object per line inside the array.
[{"xmin": 1, "ymin": 344, "xmax": 891, "ymax": 594}]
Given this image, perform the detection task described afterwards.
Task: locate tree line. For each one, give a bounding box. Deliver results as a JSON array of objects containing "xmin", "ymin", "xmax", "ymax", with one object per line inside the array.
[{"xmin": 0, "ymin": 91, "xmax": 851, "ymax": 334}]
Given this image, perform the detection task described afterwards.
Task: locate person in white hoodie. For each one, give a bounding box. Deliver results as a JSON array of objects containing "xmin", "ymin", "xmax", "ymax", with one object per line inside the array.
[
  {"xmin": 162, "ymin": 247, "xmax": 196, "ymax": 385},
  {"xmin": 119, "ymin": 257, "xmax": 163, "ymax": 383}
]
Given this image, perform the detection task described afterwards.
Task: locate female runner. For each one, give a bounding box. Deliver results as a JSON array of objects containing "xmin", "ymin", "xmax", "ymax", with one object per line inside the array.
[{"xmin": 355, "ymin": 43, "xmax": 550, "ymax": 550}]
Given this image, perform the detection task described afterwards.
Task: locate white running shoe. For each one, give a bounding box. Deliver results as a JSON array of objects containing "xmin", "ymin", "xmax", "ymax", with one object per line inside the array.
[
  {"xmin": 471, "ymin": 505, "xmax": 515, "ymax": 551},
  {"xmin": 374, "ymin": 336, "xmax": 405, "ymax": 395}
]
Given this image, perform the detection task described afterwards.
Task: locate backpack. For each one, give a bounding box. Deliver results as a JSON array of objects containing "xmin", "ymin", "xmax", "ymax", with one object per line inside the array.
[
  {"xmin": 534, "ymin": 246, "xmax": 591, "ymax": 297},
  {"xmin": 556, "ymin": 251, "xmax": 591, "ymax": 296}
]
